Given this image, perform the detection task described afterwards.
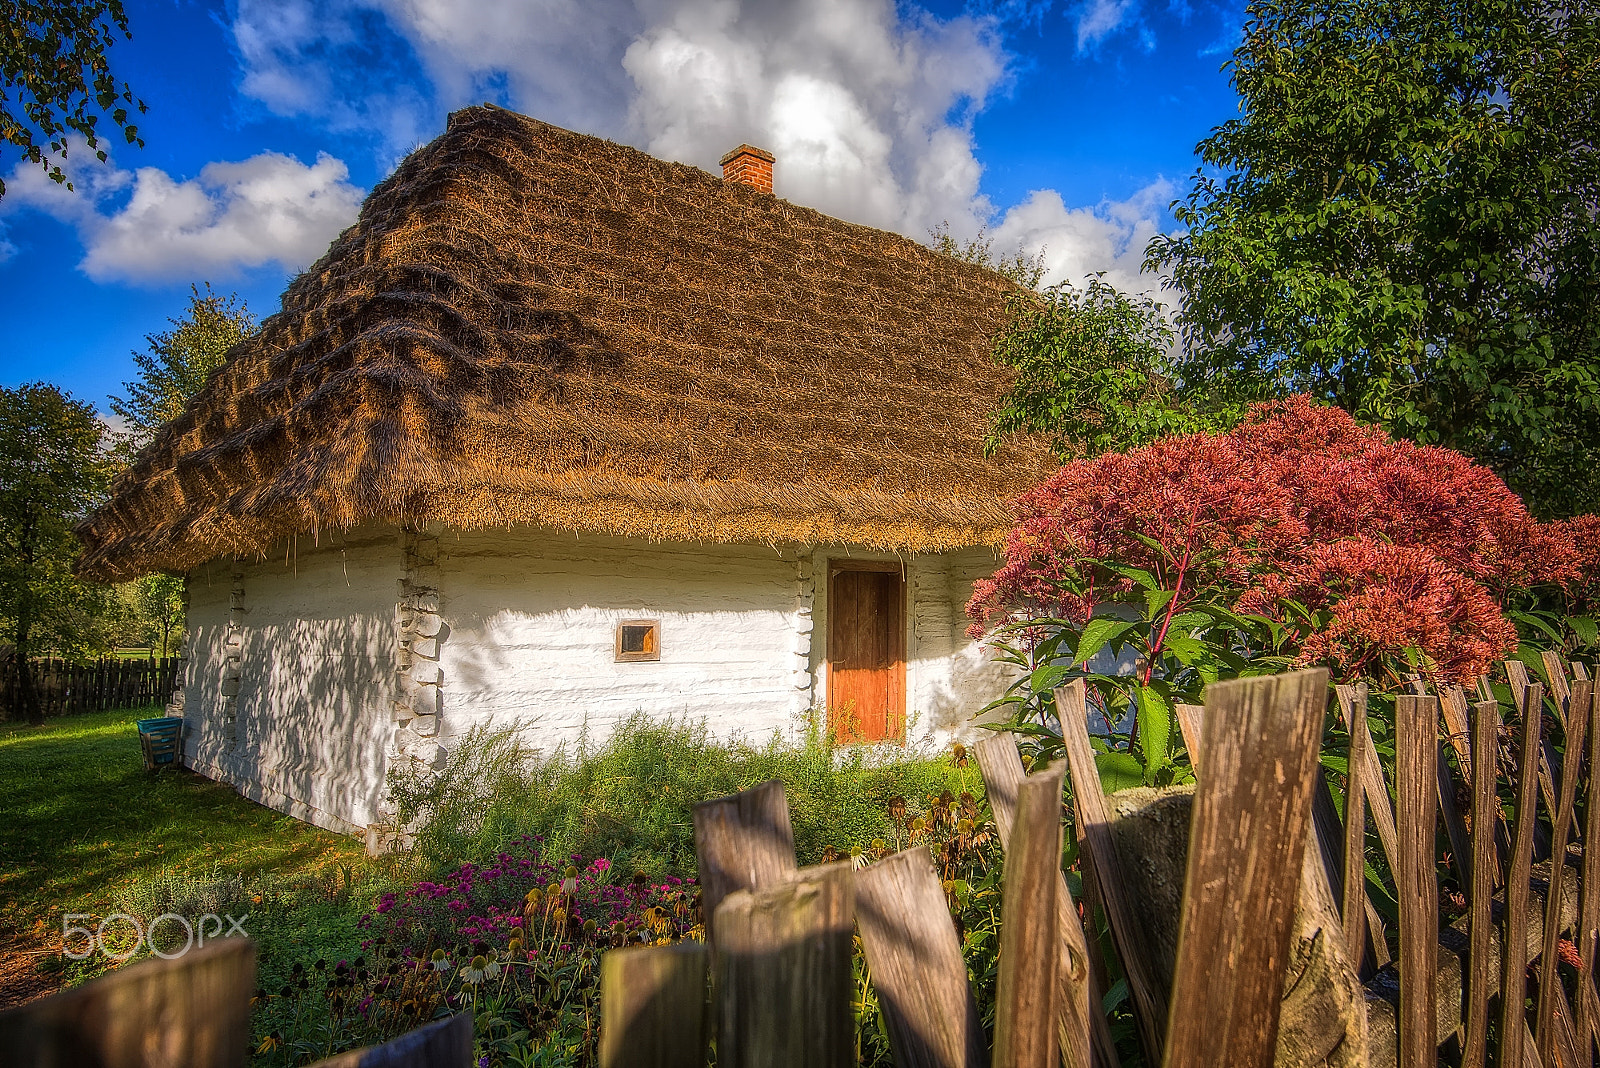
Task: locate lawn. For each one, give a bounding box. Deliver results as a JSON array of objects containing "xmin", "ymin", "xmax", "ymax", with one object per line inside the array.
[{"xmin": 0, "ymin": 707, "xmax": 368, "ymax": 1005}]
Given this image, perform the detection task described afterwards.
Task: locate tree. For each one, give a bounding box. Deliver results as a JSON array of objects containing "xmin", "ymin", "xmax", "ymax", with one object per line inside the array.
[
  {"xmin": 126, "ymin": 573, "xmax": 183, "ymax": 657},
  {"xmin": 110, "ymin": 284, "xmax": 256, "ymax": 458},
  {"xmin": 1147, "ymin": 0, "xmax": 1600, "ymax": 517},
  {"xmin": 985, "ymin": 275, "xmax": 1241, "ymax": 460},
  {"xmin": 0, "ymin": 383, "xmax": 112, "ymax": 722},
  {"xmin": 0, "ymin": 0, "xmax": 146, "ymax": 199}
]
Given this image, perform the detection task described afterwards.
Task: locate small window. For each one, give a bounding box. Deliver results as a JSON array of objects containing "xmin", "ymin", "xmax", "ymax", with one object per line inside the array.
[{"xmin": 615, "ymin": 620, "xmax": 661, "ymax": 662}]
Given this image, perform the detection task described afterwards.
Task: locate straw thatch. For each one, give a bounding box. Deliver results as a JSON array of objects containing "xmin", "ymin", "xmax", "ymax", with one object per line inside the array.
[{"xmin": 77, "ymin": 105, "xmax": 1055, "ymax": 581}]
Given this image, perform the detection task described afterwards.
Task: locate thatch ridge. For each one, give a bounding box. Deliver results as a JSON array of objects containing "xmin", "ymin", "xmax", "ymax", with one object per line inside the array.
[{"xmin": 78, "ymin": 105, "xmax": 1054, "ymax": 579}]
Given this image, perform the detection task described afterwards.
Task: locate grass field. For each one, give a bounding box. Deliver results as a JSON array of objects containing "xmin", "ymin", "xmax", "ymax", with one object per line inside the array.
[{"xmin": 0, "ymin": 708, "xmax": 368, "ymax": 1005}]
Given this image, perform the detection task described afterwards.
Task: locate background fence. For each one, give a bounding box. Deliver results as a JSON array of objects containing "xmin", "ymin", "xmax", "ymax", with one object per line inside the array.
[{"xmin": 0, "ymin": 656, "xmax": 182, "ymax": 718}]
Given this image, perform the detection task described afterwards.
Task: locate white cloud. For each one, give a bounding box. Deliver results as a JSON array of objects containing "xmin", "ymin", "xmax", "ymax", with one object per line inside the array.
[
  {"xmin": 1075, "ymin": 0, "xmax": 1142, "ymax": 50},
  {"xmin": 991, "ymin": 179, "xmax": 1174, "ymax": 293},
  {"xmin": 227, "ymin": 0, "xmax": 1175, "ymax": 284},
  {"xmin": 3, "ymin": 148, "xmax": 364, "ymax": 285},
  {"xmin": 231, "ymin": 0, "xmax": 1008, "ymax": 238}
]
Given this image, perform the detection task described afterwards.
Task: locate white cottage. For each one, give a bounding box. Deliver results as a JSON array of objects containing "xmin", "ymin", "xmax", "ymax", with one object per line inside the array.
[{"xmin": 78, "ymin": 106, "xmax": 1057, "ymax": 838}]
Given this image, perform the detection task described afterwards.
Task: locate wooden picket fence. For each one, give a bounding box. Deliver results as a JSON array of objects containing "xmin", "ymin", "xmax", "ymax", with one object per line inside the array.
[
  {"xmin": 0, "ymin": 655, "xmax": 182, "ymax": 717},
  {"xmin": 603, "ymin": 658, "xmax": 1600, "ymax": 1068},
  {"xmin": 7, "ymin": 661, "xmax": 1597, "ymax": 1067},
  {"xmin": 601, "ymin": 668, "xmax": 1334, "ymax": 1068}
]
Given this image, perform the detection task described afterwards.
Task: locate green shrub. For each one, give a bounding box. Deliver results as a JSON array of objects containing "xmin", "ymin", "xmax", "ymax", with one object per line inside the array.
[{"xmin": 387, "ymin": 714, "xmax": 983, "ymax": 876}]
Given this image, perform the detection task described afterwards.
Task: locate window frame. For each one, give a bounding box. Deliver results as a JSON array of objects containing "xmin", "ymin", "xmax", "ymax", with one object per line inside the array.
[{"xmin": 614, "ymin": 619, "xmax": 662, "ymax": 662}]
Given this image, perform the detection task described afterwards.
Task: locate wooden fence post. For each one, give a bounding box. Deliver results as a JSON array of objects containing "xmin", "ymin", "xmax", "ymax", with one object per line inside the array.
[
  {"xmin": 693, "ymin": 780, "xmax": 798, "ymax": 943},
  {"xmin": 973, "ymin": 733, "xmax": 1108, "ymax": 1068},
  {"xmin": 994, "ymin": 759, "xmax": 1067, "ymax": 1068},
  {"xmin": 1577, "ymin": 678, "xmax": 1600, "ymax": 1068},
  {"xmin": 856, "ymin": 846, "xmax": 988, "ymax": 1068},
  {"xmin": 713, "ymin": 860, "xmax": 854, "ymax": 1068},
  {"xmin": 1056, "ymin": 680, "xmax": 1169, "ymax": 1065},
  {"xmin": 0, "ymin": 937, "xmax": 254, "ymax": 1068},
  {"xmin": 1462, "ymin": 699, "xmax": 1502, "ymax": 1068},
  {"xmin": 1342, "ymin": 707, "xmax": 1371, "ymax": 980},
  {"xmin": 1502, "ymin": 682, "xmax": 1545, "ymax": 1068},
  {"xmin": 1538, "ymin": 675, "xmax": 1590, "ymax": 1066},
  {"xmin": 599, "ymin": 943, "xmax": 709, "ymax": 1068},
  {"xmin": 307, "ymin": 1011, "xmax": 474, "ymax": 1067},
  {"xmin": 1395, "ymin": 694, "xmax": 1441, "ymax": 1068},
  {"xmin": 1162, "ymin": 668, "xmax": 1328, "ymax": 1068}
]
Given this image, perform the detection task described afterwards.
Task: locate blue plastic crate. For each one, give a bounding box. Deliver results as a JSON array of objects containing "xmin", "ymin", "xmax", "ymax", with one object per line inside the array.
[{"xmin": 137, "ymin": 716, "xmax": 183, "ymax": 770}]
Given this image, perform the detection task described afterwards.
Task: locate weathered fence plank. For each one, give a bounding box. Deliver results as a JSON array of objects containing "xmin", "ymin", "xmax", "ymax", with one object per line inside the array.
[
  {"xmin": 856, "ymin": 846, "xmax": 987, "ymax": 1068},
  {"xmin": 1, "ymin": 656, "xmax": 181, "ymax": 720},
  {"xmin": 1174, "ymin": 703, "xmax": 1205, "ymax": 761},
  {"xmin": 1395, "ymin": 694, "xmax": 1441, "ymax": 1068},
  {"xmin": 1342, "ymin": 706, "xmax": 1372, "ymax": 980},
  {"xmin": 994, "ymin": 759, "xmax": 1067, "ymax": 1068},
  {"xmin": 1503, "ymin": 682, "xmax": 1546, "ymax": 1068},
  {"xmin": 1335, "ymin": 683, "xmax": 1402, "ymax": 874},
  {"xmin": 693, "ymin": 780, "xmax": 798, "ymax": 942},
  {"xmin": 599, "ymin": 944, "xmax": 708, "ymax": 1068},
  {"xmin": 1057, "ymin": 680, "xmax": 1169, "ymax": 1064},
  {"xmin": 1463, "ymin": 699, "xmax": 1501, "ymax": 1068},
  {"xmin": 1539, "ymin": 673, "xmax": 1589, "ymax": 1067},
  {"xmin": 1162, "ymin": 668, "xmax": 1328, "ymax": 1068},
  {"xmin": 973, "ymin": 732, "xmax": 1108, "ymax": 1068},
  {"xmin": 713, "ymin": 860, "xmax": 854, "ymax": 1068},
  {"xmin": 308, "ymin": 1012, "xmax": 474, "ymax": 1067},
  {"xmin": 0, "ymin": 937, "xmax": 254, "ymax": 1068},
  {"xmin": 1577, "ymin": 679, "xmax": 1600, "ymax": 1068}
]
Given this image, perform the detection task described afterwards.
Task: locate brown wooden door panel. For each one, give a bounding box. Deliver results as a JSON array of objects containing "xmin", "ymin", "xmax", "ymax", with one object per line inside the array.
[{"xmin": 827, "ymin": 567, "xmax": 906, "ymax": 744}]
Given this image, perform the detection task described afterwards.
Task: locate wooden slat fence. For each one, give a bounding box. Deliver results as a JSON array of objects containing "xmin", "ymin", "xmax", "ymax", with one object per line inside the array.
[
  {"xmin": 1, "ymin": 655, "xmax": 182, "ymax": 717},
  {"xmin": 13, "ymin": 658, "xmax": 1600, "ymax": 1068}
]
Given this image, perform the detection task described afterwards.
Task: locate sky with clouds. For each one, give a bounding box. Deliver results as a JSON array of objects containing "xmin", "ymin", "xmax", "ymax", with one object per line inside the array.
[{"xmin": 0, "ymin": 0, "xmax": 1246, "ymax": 413}]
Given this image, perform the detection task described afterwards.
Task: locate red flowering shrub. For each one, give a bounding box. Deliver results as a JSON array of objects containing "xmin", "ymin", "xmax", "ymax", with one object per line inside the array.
[{"xmin": 968, "ymin": 396, "xmax": 1593, "ymax": 684}]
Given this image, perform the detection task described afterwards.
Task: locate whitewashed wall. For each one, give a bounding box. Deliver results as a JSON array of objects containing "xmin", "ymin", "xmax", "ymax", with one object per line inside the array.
[
  {"xmin": 180, "ymin": 525, "xmax": 1016, "ymax": 834},
  {"xmin": 182, "ymin": 525, "xmax": 396, "ymax": 834},
  {"xmin": 435, "ymin": 529, "xmax": 810, "ymax": 751}
]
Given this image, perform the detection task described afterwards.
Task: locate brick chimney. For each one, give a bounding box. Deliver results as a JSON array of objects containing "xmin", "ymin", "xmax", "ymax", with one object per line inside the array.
[{"xmin": 720, "ymin": 145, "xmax": 774, "ymax": 193}]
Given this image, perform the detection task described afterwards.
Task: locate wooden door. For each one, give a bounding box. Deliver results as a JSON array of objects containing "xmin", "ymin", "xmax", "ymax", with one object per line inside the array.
[{"xmin": 827, "ymin": 564, "xmax": 906, "ymax": 744}]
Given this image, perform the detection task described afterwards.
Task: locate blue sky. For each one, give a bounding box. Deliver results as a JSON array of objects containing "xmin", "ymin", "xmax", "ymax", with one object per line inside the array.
[{"xmin": 0, "ymin": 0, "xmax": 1245, "ymax": 417}]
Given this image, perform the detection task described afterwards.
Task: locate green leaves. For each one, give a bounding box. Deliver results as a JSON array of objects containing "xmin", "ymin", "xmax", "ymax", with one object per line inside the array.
[
  {"xmin": 109, "ymin": 284, "xmax": 256, "ymax": 462},
  {"xmin": 1095, "ymin": 751, "xmax": 1146, "ymax": 794},
  {"xmin": 1075, "ymin": 617, "xmax": 1141, "ymax": 665},
  {"xmin": 1150, "ymin": 0, "xmax": 1600, "ymax": 517},
  {"xmin": 1, "ymin": 1, "xmax": 147, "ymax": 200},
  {"xmin": 1135, "ymin": 685, "xmax": 1174, "ymax": 784},
  {"xmin": 985, "ymin": 275, "xmax": 1243, "ymax": 461},
  {"xmin": 0, "ymin": 383, "xmax": 116, "ymax": 717}
]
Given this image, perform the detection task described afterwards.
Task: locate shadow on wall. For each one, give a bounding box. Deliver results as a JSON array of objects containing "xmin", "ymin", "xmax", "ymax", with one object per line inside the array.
[{"xmin": 188, "ymin": 587, "xmax": 395, "ymax": 832}]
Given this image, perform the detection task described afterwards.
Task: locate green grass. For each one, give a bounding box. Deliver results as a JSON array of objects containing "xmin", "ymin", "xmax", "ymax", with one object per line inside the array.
[{"xmin": 0, "ymin": 708, "xmax": 367, "ymax": 943}]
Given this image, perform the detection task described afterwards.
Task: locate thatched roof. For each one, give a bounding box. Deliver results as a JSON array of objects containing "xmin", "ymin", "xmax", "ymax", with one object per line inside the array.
[{"xmin": 77, "ymin": 105, "xmax": 1056, "ymax": 581}]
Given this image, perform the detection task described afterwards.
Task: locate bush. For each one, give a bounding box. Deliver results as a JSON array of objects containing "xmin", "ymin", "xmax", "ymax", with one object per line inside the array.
[{"xmin": 967, "ymin": 396, "xmax": 1600, "ymax": 784}]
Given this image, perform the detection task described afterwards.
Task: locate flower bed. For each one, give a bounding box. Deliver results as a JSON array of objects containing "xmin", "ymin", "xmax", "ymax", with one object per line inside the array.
[{"xmin": 252, "ymin": 837, "xmax": 699, "ymax": 1066}]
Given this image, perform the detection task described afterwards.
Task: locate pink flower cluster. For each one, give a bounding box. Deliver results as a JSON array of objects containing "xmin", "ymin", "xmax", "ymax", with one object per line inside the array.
[
  {"xmin": 357, "ymin": 838, "xmax": 692, "ymax": 955},
  {"xmin": 968, "ymin": 396, "xmax": 1598, "ymax": 682}
]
